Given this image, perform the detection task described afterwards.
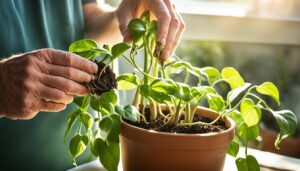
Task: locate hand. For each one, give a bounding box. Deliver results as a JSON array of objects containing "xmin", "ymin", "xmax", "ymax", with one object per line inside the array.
[
  {"xmin": 116, "ymin": 0, "xmax": 185, "ymax": 61},
  {"xmin": 0, "ymin": 49, "xmax": 98, "ymax": 120}
]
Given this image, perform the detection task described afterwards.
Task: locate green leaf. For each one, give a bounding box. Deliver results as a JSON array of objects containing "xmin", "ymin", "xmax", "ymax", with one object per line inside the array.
[
  {"xmin": 271, "ymin": 110, "xmax": 298, "ymax": 149},
  {"xmin": 227, "ymin": 141, "xmax": 239, "ymax": 157},
  {"xmin": 69, "ymin": 39, "xmax": 97, "ymax": 53},
  {"xmin": 117, "ymin": 74, "xmax": 141, "ymax": 90},
  {"xmin": 100, "ymin": 90, "xmax": 118, "ymax": 106},
  {"xmin": 240, "ymin": 98, "xmax": 261, "ymax": 127},
  {"xmin": 69, "ymin": 134, "xmax": 87, "ymax": 159},
  {"xmin": 111, "ymin": 43, "xmax": 131, "ymax": 58},
  {"xmin": 201, "ymin": 67, "xmax": 221, "ymax": 85},
  {"xmin": 205, "ymin": 93, "xmax": 225, "ymax": 112},
  {"xmin": 140, "ymin": 84, "xmax": 172, "ymax": 104},
  {"xmin": 227, "ymin": 83, "xmax": 251, "ymax": 102},
  {"xmin": 74, "ymin": 96, "xmax": 91, "ymax": 111},
  {"xmin": 256, "ymin": 82, "xmax": 280, "ymax": 105},
  {"xmin": 94, "ymin": 138, "xmax": 120, "ymax": 171},
  {"xmin": 128, "ymin": 18, "xmax": 146, "ymax": 33},
  {"xmin": 174, "ymin": 83, "xmax": 193, "ymax": 102},
  {"xmin": 236, "ymin": 155, "xmax": 260, "ymax": 171},
  {"xmin": 227, "ymin": 110, "xmax": 243, "ymax": 128},
  {"xmin": 238, "ymin": 122, "xmax": 259, "ymax": 142},
  {"xmin": 80, "ymin": 112, "xmax": 94, "ymax": 129},
  {"xmin": 115, "ymin": 105, "xmax": 138, "ymax": 122},
  {"xmin": 166, "ymin": 61, "xmax": 202, "ymax": 77},
  {"xmin": 99, "ymin": 114, "xmax": 121, "ymax": 143},
  {"xmin": 221, "ymin": 67, "xmax": 245, "ymax": 89},
  {"xmin": 91, "ymin": 91, "xmax": 117, "ymax": 114},
  {"xmin": 151, "ymin": 79, "xmax": 178, "ymax": 95},
  {"xmin": 64, "ymin": 109, "xmax": 81, "ymax": 142}
]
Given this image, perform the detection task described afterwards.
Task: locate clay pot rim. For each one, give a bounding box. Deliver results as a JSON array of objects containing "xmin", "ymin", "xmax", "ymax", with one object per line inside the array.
[{"xmin": 122, "ymin": 106, "xmax": 235, "ymax": 138}]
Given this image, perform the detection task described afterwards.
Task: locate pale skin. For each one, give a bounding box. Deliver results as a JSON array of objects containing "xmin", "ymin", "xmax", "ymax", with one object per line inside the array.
[{"xmin": 0, "ymin": 0, "xmax": 185, "ymax": 120}]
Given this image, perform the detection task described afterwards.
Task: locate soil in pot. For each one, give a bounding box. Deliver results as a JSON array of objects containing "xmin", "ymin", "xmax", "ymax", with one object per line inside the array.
[
  {"xmin": 124, "ymin": 106, "xmax": 227, "ymax": 134},
  {"xmin": 87, "ymin": 61, "xmax": 117, "ymax": 96}
]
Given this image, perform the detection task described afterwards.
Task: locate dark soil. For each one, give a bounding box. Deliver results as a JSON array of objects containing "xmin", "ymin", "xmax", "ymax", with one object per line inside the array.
[
  {"xmin": 125, "ymin": 107, "xmax": 227, "ymax": 134},
  {"xmin": 87, "ymin": 61, "xmax": 117, "ymax": 96}
]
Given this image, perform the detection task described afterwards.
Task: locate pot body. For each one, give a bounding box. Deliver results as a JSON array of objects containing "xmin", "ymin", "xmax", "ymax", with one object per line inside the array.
[
  {"xmin": 120, "ymin": 106, "xmax": 235, "ymax": 171},
  {"xmin": 260, "ymin": 129, "xmax": 300, "ymax": 158}
]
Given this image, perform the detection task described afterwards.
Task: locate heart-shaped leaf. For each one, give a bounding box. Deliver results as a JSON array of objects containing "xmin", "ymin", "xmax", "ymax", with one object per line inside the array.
[
  {"xmin": 256, "ymin": 82, "xmax": 280, "ymax": 106},
  {"xmin": 227, "ymin": 83, "xmax": 251, "ymax": 102},
  {"xmin": 69, "ymin": 134, "xmax": 87, "ymax": 160},
  {"xmin": 201, "ymin": 67, "xmax": 221, "ymax": 85},
  {"xmin": 80, "ymin": 112, "xmax": 94, "ymax": 129},
  {"xmin": 238, "ymin": 122, "xmax": 259, "ymax": 142},
  {"xmin": 235, "ymin": 155, "xmax": 259, "ymax": 171},
  {"xmin": 227, "ymin": 140, "xmax": 240, "ymax": 157},
  {"xmin": 69, "ymin": 39, "xmax": 97, "ymax": 53},
  {"xmin": 99, "ymin": 114, "xmax": 121, "ymax": 143},
  {"xmin": 94, "ymin": 138, "xmax": 120, "ymax": 171},
  {"xmin": 270, "ymin": 110, "xmax": 298, "ymax": 149},
  {"xmin": 240, "ymin": 98, "xmax": 261, "ymax": 127},
  {"xmin": 111, "ymin": 43, "xmax": 131, "ymax": 58},
  {"xmin": 117, "ymin": 74, "xmax": 141, "ymax": 90},
  {"xmin": 64, "ymin": 109, "xmax": 81, "ymax": 142},
  {"xmin": 221, "ymin": 67, "xmax": 245, "ymax": 89}
]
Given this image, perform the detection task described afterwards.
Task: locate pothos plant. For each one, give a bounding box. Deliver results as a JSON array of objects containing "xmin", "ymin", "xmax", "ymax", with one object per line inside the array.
[{"xmin": 64, "ymin": 11, "xmax": 298, "ymax": 171}]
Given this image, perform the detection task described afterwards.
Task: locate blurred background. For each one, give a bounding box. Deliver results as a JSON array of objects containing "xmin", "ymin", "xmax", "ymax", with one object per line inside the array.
[{"xmin": 103, "ymin": 0, "xmax": 300, "ymax": 157}]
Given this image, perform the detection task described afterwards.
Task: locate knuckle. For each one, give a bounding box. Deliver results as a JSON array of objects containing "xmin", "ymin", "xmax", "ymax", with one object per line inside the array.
[
  {"xmin": 65, "ymin": 67, "xmax": 73, "ymax": 79},
  {"xmin": 172, "ymin": 17, "xmax": 180, "ymax": 27},
  {"xmin": 54, "ymin": 91, "xmax": 64, "ymax": 101},
  {"xmin": 64, "ymin": 53, "xmax": 73, "ymax": 66},
  {"xmin": 160, "ymin": 12, "xmax": 171, "ymax": 22},
  {"xmin": 62, "ymin": 80, "xmax": 71, "ymax": 92}
]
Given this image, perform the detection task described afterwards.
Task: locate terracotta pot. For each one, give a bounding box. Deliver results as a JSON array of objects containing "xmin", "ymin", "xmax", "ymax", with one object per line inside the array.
[
  {"xmin": 120, "ymin": 106, "xmax": 235, "ymax": 171},
  {"xmin": 260, "ymin": 129, "xmax": 300, "ymax": 158}
]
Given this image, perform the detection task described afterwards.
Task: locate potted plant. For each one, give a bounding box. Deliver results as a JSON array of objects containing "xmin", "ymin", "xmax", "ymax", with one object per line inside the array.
[{"xmin": 64, "ymin": 12, "xmax": 298, "ymax": 171}]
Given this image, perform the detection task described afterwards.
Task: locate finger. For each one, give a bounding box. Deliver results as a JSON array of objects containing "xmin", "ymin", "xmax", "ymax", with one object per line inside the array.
[
  {"xmin": 162, "ymin": 0, "xmax": 180, "ymax": 61},
  {"xmin": 39, "ymin": 74, "xmax": 89, "ymax": 96},
  {"xmin": 39, "ymin": 100, "xmax": 67, "ymax": 112},
  {"xmin": 149, "ymin": 0, "xmax": 171, "ymax": 46},
  {"xmin": 36, "ymin": 83, "xmax": 74, "ymax": 104},
  {"xmin": 46, "ymin": 63, "xmax": 93, "ymax": 83},
  {"xmin": 116, "ymin": 0, "xmax": 138, "ymax": 43},
  {"xmin": 45, "ymin": 49, "xmax": 98, "ymax": 74},
  {"xmin": 170, "ymin": 10, "xmax": 186, "ymax": 58}
]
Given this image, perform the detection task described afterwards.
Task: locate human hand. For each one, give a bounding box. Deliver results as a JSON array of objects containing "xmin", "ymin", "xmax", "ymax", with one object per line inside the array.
[
  {"xmin": 116, "ymin": 0, "xmax": 185, "ymax": 61},
  {"xmin": 0, "ymin": 49, "xmax": 98, "ymax": 120}
]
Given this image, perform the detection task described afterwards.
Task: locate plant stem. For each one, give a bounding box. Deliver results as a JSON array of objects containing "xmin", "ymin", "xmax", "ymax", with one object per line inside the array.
[
  {"xmin": 77, "ymin": 123, "xmax": 82, "ymax": 134},
  {"xmin": 184, "ymin": 103, "xmax": 191, "ymax": 123},
  {"xmin": 132, "ymin": 86, "xmax": 141, "ymax": 122},
  {"xmin": 149, "ymin": 99, "xmax": 157, "ymax": 123}
]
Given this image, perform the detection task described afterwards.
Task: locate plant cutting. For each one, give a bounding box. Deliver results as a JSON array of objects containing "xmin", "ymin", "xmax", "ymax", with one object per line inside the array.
[{"xmin": 64, "ymin": 11, "xmax": 298, "ymax": 171}]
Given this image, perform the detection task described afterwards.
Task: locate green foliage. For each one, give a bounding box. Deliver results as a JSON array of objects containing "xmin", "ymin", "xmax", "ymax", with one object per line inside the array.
[
  {"xmin": 65, "ymin": 11, "xmax": 298, "ymax": 171},
  {"xmin": 256, "ymin": 82, "xmax": 280, "ymax": 105},
  {"xmin": 221, "ymin": 67, "xmax": 245, "ymax": 89},
  {"xmin": 236, "ymin": 155, "xmax": 260, "ymax": 171}
]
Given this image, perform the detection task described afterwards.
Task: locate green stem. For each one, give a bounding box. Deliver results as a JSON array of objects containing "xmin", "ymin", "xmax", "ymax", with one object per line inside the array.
[
  {"xmin": 184, "ymin": 71, "xmax": 190, "ymax": 84},
  {"xmin": 77, "ymin": 123, "xmax": 82, "ymax": 134},
  {"xmin": 248, "ymin": 93, "xmax": 271, "ymax": 110}
]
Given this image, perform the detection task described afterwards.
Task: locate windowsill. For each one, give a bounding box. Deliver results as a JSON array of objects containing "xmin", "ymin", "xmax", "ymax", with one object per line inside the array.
[{"xmin": 68, "ymin": 147, "xmax": 300, "ymax": 171}]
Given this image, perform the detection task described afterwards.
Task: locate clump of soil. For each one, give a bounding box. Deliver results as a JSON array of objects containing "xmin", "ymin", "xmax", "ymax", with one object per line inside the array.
[
  {"xmin": 87, "ymin": 61, "xmax": 117, "ymax": 96},
  {"xmin": 154, "ymin": 41, "xmax": 165, "ymax": 64},
  {"xmin": 125, "ymin": 107, "xmax": 227, "ymax": 134}
]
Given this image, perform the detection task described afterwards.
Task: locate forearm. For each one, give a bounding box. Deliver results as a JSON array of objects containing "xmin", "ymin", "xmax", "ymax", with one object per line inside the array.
[{"xmin": 84, "ymin": 4, "xmax": 122, "ymax": 44}]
